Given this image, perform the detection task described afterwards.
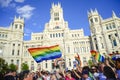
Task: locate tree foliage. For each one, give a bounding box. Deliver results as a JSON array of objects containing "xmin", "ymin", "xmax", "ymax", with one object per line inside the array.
[
  {"xmin": 88, "ymin": 59, "xmax": 94, "ymax": 67},
  {"xmin": 21, "ymin": 63, "xmax": 29, "ymax": 71},
  {"xmin": 9, "ymin": 63, "xmax": 17, "ymax": 71},
  {"xmin": 0, "ymin": 57, "xmax": 9, "ymax": 74}
]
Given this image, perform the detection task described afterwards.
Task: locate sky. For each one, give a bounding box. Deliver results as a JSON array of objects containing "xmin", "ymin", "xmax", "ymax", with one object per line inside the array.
[{"xmin": 0, "ymin": 0, "xmax": 120, "ymax": 40}]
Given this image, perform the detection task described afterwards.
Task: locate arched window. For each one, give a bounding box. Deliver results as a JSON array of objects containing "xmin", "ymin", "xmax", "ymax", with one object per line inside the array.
[
  {"xmin": 113, "ymin": 39, "xmax": 117, "ymax": 46},
  {"xmin": 69, "ymin": 59, "xmax": 71, "ymax": 67},
  {"xmin": 56, "ymin": 33, "xmax": 58, "ymax": 37}
]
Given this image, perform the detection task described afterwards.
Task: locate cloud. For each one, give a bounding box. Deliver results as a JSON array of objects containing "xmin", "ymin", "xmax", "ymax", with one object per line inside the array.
[
  {"xmin": 14, "ymin": 0, "xmax": 24, "ymax": 3},
  {"xmin": 0, "ymin": 0, "xmax": 12, "ymax": 7},
  {"xmin": 24, "ymin": 28, "xmax": 32, "ymax": 36},
  {"xmin": 16, "ymin": 5, "xmax": 35, "ymax": 19},
  {"xmin": 0, "ymin": 0, "xmax": 25, "ymax": 8}
]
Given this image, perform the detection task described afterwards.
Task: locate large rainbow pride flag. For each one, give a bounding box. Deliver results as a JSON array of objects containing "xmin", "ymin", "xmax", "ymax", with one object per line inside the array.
[{"xmin": 28, "ymin": 45, "xmax": 62, "ymax": 63}]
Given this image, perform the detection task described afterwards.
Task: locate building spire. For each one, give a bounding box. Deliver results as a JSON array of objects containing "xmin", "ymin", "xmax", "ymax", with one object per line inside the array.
[
  {"xmin": 14, "ymin": 15, "xmax": 17, "ymax": 20},
  {"xmin": 112, "ymin": 10, "xmax": 117, "ymax": 18},
  {"xmin": 95, "ymin": 8, "xmax": 98, "ymax": 13},
  {"xmin": 52, "ymin": 2, "xmax": 54, "ymax": 8}
]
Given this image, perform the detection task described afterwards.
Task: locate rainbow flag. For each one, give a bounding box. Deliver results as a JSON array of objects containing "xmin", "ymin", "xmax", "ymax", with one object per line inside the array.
[
  {"xmin": 74, "ymin": 53, "xmax": 81, "ymax": 66},
  {"xmin": 90, "ymin": 50, "xmax": 96, "ymax": 56},
  {"xmin": 90, "ymin": 50, "xmax": 105, "ymax": 62},
  {"xmin": 28, "ymin": 45, "xmax": 62, "ymax": 63}
]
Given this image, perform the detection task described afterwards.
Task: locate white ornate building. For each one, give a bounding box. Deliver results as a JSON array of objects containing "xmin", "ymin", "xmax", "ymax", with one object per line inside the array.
[
  {"xmin": 0, "ymin": 17, "xmax": 24, "ymax": 72},
  {"xmin": 23, "ymin": 3, "xmax": 91, "ymax": 71},
  {"xmin": 88, "ymin": 9, "xmax": 120, "ymax": 55},
  {"xmin": 1, "ymin": 3, "xmax": 120, "ymax": 72}
]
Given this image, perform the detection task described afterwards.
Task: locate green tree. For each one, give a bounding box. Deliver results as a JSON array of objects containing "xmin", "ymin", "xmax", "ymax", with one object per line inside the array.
[
  {"xmin": 9, "ymin": 63, "xmax": 17, "ymax": 71},
  {"xmin": 0, "ymin": 57, "xmax": 9, "ymax": 74},
  {"xmin": 21, "ymin": 63, "xmax": 29, "ymax": 71}
]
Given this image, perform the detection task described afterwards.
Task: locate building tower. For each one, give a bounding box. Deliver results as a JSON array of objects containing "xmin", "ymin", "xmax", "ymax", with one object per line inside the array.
[
  {"xmin": 44, "ymin": 2, "xmax": 69, "ymax": 32},
  {"xmin": 9, "ymin": 16, "xmax": 24, "ymax": 72},
  {"xmin": 88, "ymin": 9, "xmax": 106, "ymax": 54}
]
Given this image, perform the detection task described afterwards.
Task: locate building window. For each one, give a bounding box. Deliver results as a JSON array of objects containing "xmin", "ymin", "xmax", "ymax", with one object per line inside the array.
[
  {"xmin": 15, "ymin": 24, "xmax": 17, "ymax": 29},
  {"xmin": 54, "ymin": 17, "xmax": 59, "ymax": 21},
  {"xmin": 50, "ymin": 34, "xmax": 52, "ymax": 38},
  {"xmin": 75, "ymin": 34, "xmax": 76, "ymax": 37},
  {"xmin": 109, "ymin": 24, "xmax": 112, "ymax": 29},
  {"xmin": 115, "ymin": 33, "xmax": 118, "ymax": 37},
  {"xmin": 106, "ymin": 24, "xmax": 109, "ymax": 30},
  {"xmin": 54, "ymin": 13, "xmax": 59, "ymax": 16},
  {"xmin": 41, "ymin": 36, "xmax": 43, "ymax": 39},
  {"xmin": 106, "ymin": 26, "xmax": 109, "ymax": 30},
  {"xmin": 108, "ymin": 35, "xmax": 111, "ymax": 39},
  {"xmin": 12, "ymin": 50, "xmax": 14, "ymax": 55},
  {"xmin": 90, "ymin": 18, "xmax": 93, "ymax": 23},
  {"xmin": 11, "ymin": 59, "xmax": 13, "ymax": 63},
  {"xmin": 101, "ymin": 43, "xmax": 104, "ymax": 49},
  {"xmin": 38, "ymin": 37, "xmax": 40, "ymax": 40},
  {"xmin": 55, "ymin": 26, "xmax": 60, "ymax": 29},
  {"xmin": 45, "ymin": 61, "xmax": 47, "ymax": 68},
  {"xmin": 69, "ymin": 59, "xmax": 71, "ymax": 67},
  {"xmin": 112, "ymin": 23, "xmax": 116, "ymax": 28},
  {"xmin": 68, "ymin": 46, "xmax": 70, "ymax": 53},
  {"xmin": 16, "ymin": 60, "xmax": 19, "ymax": 66},
  {"xmin": 58, "ymin": 33, "xmax": 60, "ymax": 37},
  {"xmin": 72, "ymin": 34, "xmax": 74, "ymax": 37},
  {"xmin": 5, "ymin": 34, "xmax": 7, "ymax": 38},
  {"xmin": 56, "ymin": 33, "xmax": 58, "ymax": 37},
  {"xmin": 53, "ymin": 34, "xmax": 55, "ymax": 38},
  {"xmin": 18, "ymin": 44, "xmax": 20, "ymax": 46},
  {"xmin": 52, "ymin": 60, "xmax": 55, "ymax": 69},
  {"xmin": 83, "ymin": 57, "xmax": 87, "ymax": 65},
  {"xmin": 31, "ymin": 61, "xmax": 34, "ymax": 70},
  {"xmin": 13, "ymin": 44, "xmax": 15, "ymax": 46},
  {"xmin": 95, "ymin": 18, "xmax": 98, "ymax": 22},
  {"xmin": 20, "ymin": 25, "xmax": 22, "ymax": 29},
  {"xmin": 113, "ymin": 39, "xmax": 117, "ymax": 46},
  {"xmin": 96, "ymin": 44, "xmax": 98, "ymax": 50},
  {"xmin": 17, "ymin": 50, "xmax": 19, "ymax": 55},
  {"xmin": 62, "ymin": 33, "xmax": 64, "ymax": 37},
  {"xmin": 2, "ymin": 34, "xmax": 4, "ymax": 38}
]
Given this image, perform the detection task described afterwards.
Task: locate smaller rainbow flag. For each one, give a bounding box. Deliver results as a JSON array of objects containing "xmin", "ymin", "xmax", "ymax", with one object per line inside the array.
[
  {"xmin": 74, "ymin": 53, "xmax": 81, "ymax": 66},
  {"xmin": 90, "ymin": 50, "xmax": 105, "ymax": 62},
  {"xmin": 28, "ymin": 45, "xmax": 62, "ymax": 63},
  {"xmin": 90, "ymin": 50, "xmax": 96, "ymax": 56}
]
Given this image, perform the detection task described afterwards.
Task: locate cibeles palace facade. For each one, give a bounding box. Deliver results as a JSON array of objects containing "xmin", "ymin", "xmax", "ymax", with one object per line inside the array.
[{"xmin": 0, "ymin": 3, "xmax": 120, "ymax": 72}]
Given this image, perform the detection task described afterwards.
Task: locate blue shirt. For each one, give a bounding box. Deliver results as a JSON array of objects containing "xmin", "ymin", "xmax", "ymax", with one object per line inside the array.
[
  {"xmin": 116, "ymin": 70, "xmax": 120, "ymax": 79},
  {"xmin": 98, "ymin": 72, "xmax": 106, "ymax": 80}
]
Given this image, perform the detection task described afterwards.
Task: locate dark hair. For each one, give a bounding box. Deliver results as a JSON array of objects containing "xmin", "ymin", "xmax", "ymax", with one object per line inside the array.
[
  {"xmin": 66, "ymin": 70, "xmax": 71, "ymax": 74},
  {"xmin": 103, "ymin": 66, "xmax": 116, "ymax": 79},
  {"xmin": 82, "ymin": 66, "xmax": 90, "ymax": 72}
]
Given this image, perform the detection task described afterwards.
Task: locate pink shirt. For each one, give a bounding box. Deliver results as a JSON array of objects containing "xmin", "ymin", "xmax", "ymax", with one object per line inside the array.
[{"xmin": 65, "ymin": 76, "xmax": 75, "ymax": 80}]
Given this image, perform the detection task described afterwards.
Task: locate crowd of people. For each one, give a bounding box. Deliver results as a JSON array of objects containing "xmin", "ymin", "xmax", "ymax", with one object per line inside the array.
[{"xmin": 1, "ymin": 52, "xmax": 120, "ymax": 80}]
